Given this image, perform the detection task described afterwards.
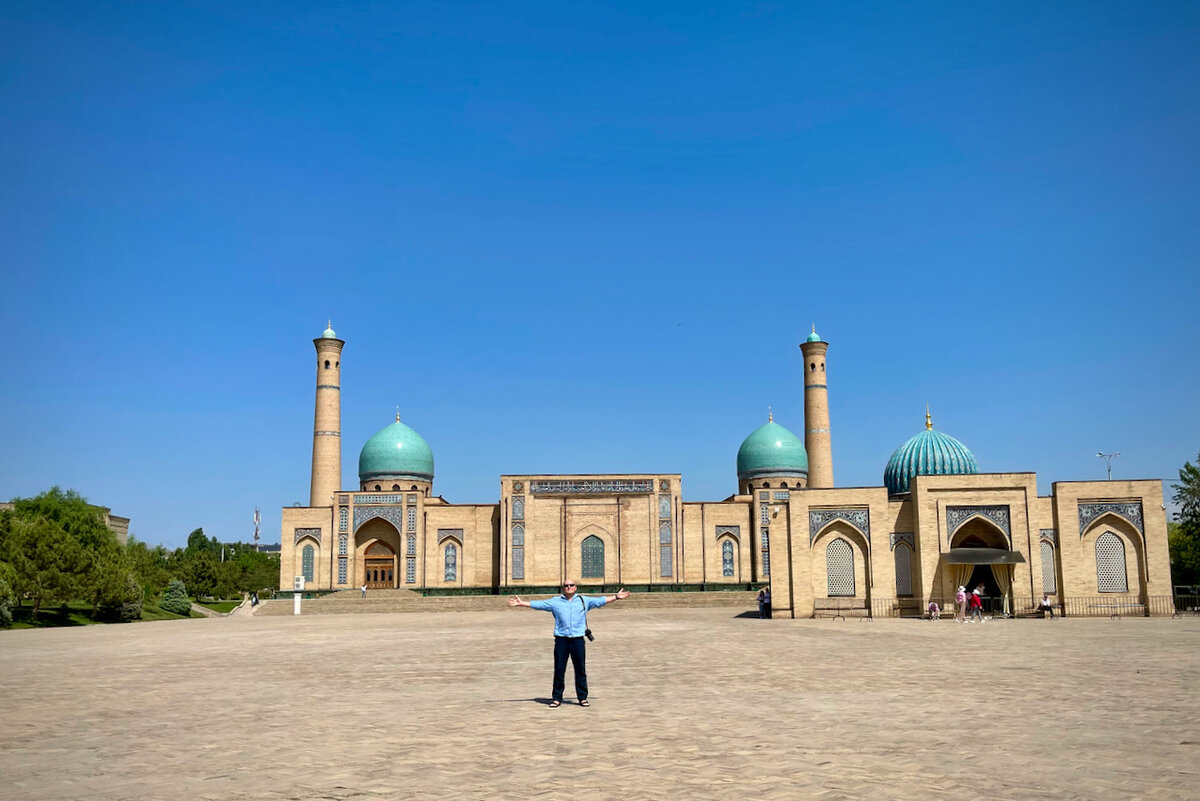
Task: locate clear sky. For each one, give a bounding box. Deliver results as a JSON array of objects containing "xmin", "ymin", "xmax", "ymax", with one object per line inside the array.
[{"xmin": 2, "ymin": 2, "xmax": 1198, "ymax": 549}]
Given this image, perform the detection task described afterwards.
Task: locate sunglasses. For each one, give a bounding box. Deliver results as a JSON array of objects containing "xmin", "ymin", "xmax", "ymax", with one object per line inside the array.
[{"xmin": 564, "ymin": 583, "xmax": 576, "ymax": 587}]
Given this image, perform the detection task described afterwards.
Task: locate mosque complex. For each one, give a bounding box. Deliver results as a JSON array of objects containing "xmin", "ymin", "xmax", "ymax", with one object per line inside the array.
[{"xmin": 280, "ymin": 324, "xmax": 1172, "ymax": 617}]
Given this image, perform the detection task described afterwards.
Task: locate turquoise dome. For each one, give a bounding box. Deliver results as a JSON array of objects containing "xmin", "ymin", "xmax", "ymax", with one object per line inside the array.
[
  {"xmin": 737, "ymin": 420, "xmax": 809, "ymax": 480},
  {"xmin": 320, "ymin": 322, "xmax": 338, "ymax": 339},
  {"xmin": 884, "ymin": 418, "xmax": 977, "ymax": 495},
  {"xmin": 358, "ymin": 420, "xmax": 434, "ymax": 482},
  {"xmin": 806, "ymin": 327, "xmax": 822, "ymax": 343}
]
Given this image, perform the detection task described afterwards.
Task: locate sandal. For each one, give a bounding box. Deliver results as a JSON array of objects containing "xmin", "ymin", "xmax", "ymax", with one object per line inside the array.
[
  {"xmin": 579, "ymin": 699, "xmax": 590, "ymax": 707},
  {"xmin": 548, "ymin": 700, "xmax": 561, "ymax": 708}
]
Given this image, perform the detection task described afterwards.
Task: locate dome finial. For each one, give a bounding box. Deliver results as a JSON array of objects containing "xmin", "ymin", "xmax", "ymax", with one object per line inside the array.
[
  {"xmin": 925, "ymin": 404, "xmax": 933, "ymax": 430},
  {"xmin": 768, "ymin": 406, "xmax": 773, "ymax": 423},
  {"xmin": 395, "ymin": 406, "xmax": 401, "ymax": 423}
]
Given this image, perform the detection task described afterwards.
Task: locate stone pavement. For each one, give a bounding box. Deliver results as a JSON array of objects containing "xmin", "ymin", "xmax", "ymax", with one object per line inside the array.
[{"xmin": 1, "ymin": 609, "xmax": 1198, "ymax": 801}]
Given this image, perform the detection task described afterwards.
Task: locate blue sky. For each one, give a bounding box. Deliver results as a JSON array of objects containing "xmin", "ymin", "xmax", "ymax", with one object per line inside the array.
[{"xmin": 2, "ymin": 2, "xmax": 1197, "ymax": 549}]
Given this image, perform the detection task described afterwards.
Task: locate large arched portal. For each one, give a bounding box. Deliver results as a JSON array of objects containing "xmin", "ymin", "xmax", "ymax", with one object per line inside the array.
[
  {"xmin": 946, "ymin": 517, "xmax": 1024, "ymax": 615},
  {"xmin": 364, "ymin": 541, "xmax": 396, "ymax": 589}
]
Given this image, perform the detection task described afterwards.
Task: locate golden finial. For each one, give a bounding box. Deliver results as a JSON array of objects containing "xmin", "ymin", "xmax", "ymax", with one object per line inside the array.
[
  {"xmin": 811, "ymin": 323, "xmax": 816, "ymax": 334},
  {"xmin": 395, "ymin": 406, "xmax": 400, "ymax": 423},
  {"xmin": 768, "ymin": 406, "xmax": 773, "ymax": 423},
  {"xmin": 328, "ymin": 319, "xmax": 332, "ymax": 329},
  {"xmin": 925, "ymin": 404, "xmax": 933, "ymax": 430}
]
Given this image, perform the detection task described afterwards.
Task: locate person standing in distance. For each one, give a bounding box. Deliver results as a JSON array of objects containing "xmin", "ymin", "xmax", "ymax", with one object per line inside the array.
[{"xmin": 508, "ymin": 581, "xmax": 630, "ymax": 708}]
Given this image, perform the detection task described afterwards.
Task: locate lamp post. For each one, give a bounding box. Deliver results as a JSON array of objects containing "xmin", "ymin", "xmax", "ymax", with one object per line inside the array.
[{"xmin": 1096, "ymin": 451, "xmax": 1119, "ymax": 481}]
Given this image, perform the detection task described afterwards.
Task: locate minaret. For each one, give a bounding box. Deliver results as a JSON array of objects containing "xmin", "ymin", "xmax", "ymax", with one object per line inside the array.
[
  {"xmin": 800, "ymin": 324, "xmax": 834, "ymax": 488},
  {"xmin": 310, "ymin": 322, "xmax": 344, "ymax": 507}
]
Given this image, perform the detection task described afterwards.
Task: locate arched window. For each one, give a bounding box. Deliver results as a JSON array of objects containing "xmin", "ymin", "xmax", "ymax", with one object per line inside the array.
[
  {"xmin": 581, "ymin": 535, "xmax": 604, "ymax": 579},
  {"xmin": 1096, "ymin": 532, "xmax": 1128, "ymax": 592},
  {"xmin": 659, "ymin": 524, "xmax": 672, "ymax": 578},
  {"xmin": 659, "ymin": 496, "xmax": 671, "ymax": 519},
  {"xmin": 1040, "ymin": 540, "xmax": 1057, "ymax": 594},
  {"xmin": 512, "ymin": 497, "xmax": 524, "ymax": 520},
  {"xmin": 324, "ymin": 360, "xmax": 330, "ymax": 369},
  {"xmin": 893, "ymin": 542, "xmax": 912, "ymax": 596},
  {"xmin": 338, "ymin": 535, "xmax": 347, "ymax": 556},
  {"xmin": 511, "ymin": 525, "xmax": 525, "ymax": 581},
  {"xmin": 392, "ymin": 484, "xmax": 400, "ymax": 491},
  {"xmin": 407, "ymin": 507, "xmax": 417, "ymax": 531},
  {"xmin": 827, "ymin": 538, "xmax": 855, "ymax": 596},
  {"xmin": 302, "ymin": 544, "xmax": 314, "ymax": 583},
  {"xmin": 722, "ymin": 540, "xmax": 735, "ymax": 577},
  {"xmin": 444, "ymin": 543, "xmax": 457, "ymax": 582}
]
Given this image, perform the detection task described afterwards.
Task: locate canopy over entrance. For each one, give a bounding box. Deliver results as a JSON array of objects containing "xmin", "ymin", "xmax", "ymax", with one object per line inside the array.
[{"xmin": 946, "ymin": 548, "xmax": 1026, "ymax": 565}]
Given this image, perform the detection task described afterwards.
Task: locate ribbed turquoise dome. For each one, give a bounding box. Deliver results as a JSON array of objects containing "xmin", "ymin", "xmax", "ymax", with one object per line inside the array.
[
  {"xmin": 884, "ymin": 420, "xmax": 977, "ymax": 495},
  {"xmin": 737, "ymin": 420, "xmax": 809, "ymax": 480},
  {"xmin": 358, "ymin": 420, "xmax": 434, "ymax": 482}
]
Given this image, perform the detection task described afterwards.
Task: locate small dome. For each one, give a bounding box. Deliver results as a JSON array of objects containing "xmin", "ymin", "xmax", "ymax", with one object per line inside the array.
[
  {"xmin": 806, "ymin": 327, "xmax": 822, "ymax": 343},
  {"xmin": 358, "ymin": 420, "xmax": 434, "ymax": 483},
  {"xmin": 737, "ymin": 420, "xmax": 809, "ymax": 480},
  {"xmin": 884, "ymin": 416, "xmax": 977, "ymax": 495},
  {"xmin": 320, "ymin": 322, "xmax": 338, "ymax": 339}
]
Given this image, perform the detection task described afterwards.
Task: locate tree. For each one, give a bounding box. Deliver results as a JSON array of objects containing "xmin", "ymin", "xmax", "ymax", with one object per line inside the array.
[
  {"xmin": 1171, "ymin": 452, "xmax": 1200, "ymax": 587},
  {"xmin": 1, "ymin": 515, "xmax": 90, "ymax": 620},
  {"xmin": 159, "ymin": 579, "xmax": 192, "ymax": 616}
]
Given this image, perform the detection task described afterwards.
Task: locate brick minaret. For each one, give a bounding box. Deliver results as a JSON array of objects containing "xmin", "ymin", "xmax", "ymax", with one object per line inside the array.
[
  {"xmin": 800, "ymin": 325, "xmax": 834, "ymax": 488},
  {"xmin": 309, "ymin": 322, "xmax": 344, "ymax": 507}
]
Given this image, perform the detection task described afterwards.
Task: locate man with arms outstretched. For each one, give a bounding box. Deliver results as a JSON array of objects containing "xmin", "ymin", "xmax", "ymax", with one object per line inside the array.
[{"xmin": 508, "ymin": 581, "xmax": 630, "ymax": 707}]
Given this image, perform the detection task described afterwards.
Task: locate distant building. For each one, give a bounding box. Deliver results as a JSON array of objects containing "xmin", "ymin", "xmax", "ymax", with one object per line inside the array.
[
  {"xmin": 0, "ymin": 502, "xmax": 128, "ymax": 547},
  {"xmin": 281, "ymin": 324, "xmax": 1172, "ymax": 616}
]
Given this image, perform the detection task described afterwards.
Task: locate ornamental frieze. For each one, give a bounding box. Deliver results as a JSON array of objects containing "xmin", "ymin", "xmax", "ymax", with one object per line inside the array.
[
  {"xmin": 890, "ymin": 532, "xmax": 915, "ymax": 550},
  {"xmin": 530, "ymin": 479, "xmax": 654, "ymax": 494},
  {"xmin": 1039, "ymin": 529, "xmax": 1057, "ymax": 544},
  {"xmin": 809, "ymin": 508, "xmax": 870, "ymax": 546},
  {"xmin": 946, "ymin": 505, "xmax": 1010, "ymax": 546},
  {"xmin": 1078, "ymin": 502, "xmax": 1143, "ymax": 536}
]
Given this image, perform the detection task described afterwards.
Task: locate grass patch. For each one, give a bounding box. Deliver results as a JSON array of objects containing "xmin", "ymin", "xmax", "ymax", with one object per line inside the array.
[
  {"xmin": 4, "ymin": 600, "xmax": 201, "ymax": 628},
  {"xmin": 194, "ymin": 600, "xmax": 242, "ymax": 614}
]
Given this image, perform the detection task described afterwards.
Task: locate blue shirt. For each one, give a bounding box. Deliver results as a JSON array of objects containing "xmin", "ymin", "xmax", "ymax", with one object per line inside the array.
[{"xmin": 529, "ymin": 594, "xmax": 607, "ymax": 637}]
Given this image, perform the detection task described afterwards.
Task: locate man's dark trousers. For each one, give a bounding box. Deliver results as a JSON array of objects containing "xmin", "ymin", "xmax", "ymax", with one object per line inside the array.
[{"xmin": 552, "ymin": 635, "xmax": 588, "ymax": 702}]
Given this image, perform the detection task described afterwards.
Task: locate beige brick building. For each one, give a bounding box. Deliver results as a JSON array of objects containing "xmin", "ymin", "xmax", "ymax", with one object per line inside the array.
[{"xmin": 280, "ymin": 325, "xmax": 1172, "ymax": 616}]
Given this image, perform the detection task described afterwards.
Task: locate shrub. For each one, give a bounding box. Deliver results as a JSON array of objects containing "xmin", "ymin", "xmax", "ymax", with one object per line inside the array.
[
  {"xmin": 98, "ymin": 574, "xmax": 144, "ymax": 622},
  {"xmin": 159, "ymin": 579, "xmax": 192, "ymax": 616},
  {"xmin": 0, "ymin": 576, "xmax": 13, "ymax": 627}
]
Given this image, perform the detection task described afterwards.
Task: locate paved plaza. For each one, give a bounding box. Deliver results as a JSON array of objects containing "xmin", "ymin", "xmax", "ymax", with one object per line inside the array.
[{"xmin": 2, "ymin": 608, "xmax": 1198, "ymax": 801}]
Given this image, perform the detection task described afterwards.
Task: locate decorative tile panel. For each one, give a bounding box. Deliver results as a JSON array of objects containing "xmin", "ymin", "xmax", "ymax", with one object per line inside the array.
[
  {"xmin": 1039, "ymin": 528, "xmax": 1057, "ymax": 544},
  {"xmin": 946, "ymin": 505, "xmax": 1010, "ymax": 545},
  {"xmin": 1078, "ymin": 502, "xmax": 1143, "ymax": 536},
  {"xmin": 438, "ymin": 528, "xmax": 464, "ymax": 543},
  {"xmin": 773, "ymin": 491, "xmax": 790, "ymax": 500},
  {"xmin": 809, "ymin": 509, "xmax": 871, "ymax": 545},
  {"xmin": 531, "ymin": 479, "xmax": 653, "ymax": 494},
  {"xmin": 716, "ymin": 525, "xmax": 740, "ymax": 540},
  {"xmin": 353, "ymin": 507, "xmax": 404, "ymax": 532},
  {"xmin": 294, "ymin": 527, "xmax": 321, "ymax": 544},
  {"xmin": 889, "ymin": 532, "xmax": 914, "ymax": 550}
]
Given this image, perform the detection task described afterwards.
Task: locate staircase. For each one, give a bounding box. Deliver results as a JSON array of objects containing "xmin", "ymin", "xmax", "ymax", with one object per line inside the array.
[{"xmin": 253, "ymin": 589, "xmax": 758, "ymax": 616}]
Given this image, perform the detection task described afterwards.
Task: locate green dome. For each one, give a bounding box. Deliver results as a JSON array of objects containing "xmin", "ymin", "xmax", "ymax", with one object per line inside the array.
[
  {"xmin": 358, "ymin": 420, "xmax": 434, "ymax": 482},
  {"xmin": 737, "ymin": 420, "xmax": 809, "ymax": 480},
  {"xmin": 806, "ymin": 328, "xmax": 822, "ymax": 343},
  {"xmin": 320, "ymin": 322, "xmax": 337, "ymax": 339},
  {"xmin": 883, "ymin": 419, "xmax": 977, "ymax": 495}
]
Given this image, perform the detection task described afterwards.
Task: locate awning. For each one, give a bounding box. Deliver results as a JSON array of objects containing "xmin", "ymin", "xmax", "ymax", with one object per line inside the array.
[{"xmin": 945, "ymin": 548, "xmax": 1027, "ymax": 565}]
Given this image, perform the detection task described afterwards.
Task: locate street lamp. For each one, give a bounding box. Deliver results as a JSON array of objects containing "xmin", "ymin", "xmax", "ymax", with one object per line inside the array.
[{"xmin": 1096, "ymin": 451, "xmax": 1120, "ymax": 481}]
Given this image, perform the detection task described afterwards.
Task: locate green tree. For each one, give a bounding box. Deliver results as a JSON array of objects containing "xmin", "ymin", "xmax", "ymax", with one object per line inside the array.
[
  {"xmin": 1170, "ymin": 453, "xmax": 1200, "ymax": 587},
  {"xmin": 1, "ymin": 516, "xmax": 90, "ymax": 620},
  {"xmin": 159, "ymin": 578, "xmax": 192, "ymax": 616}
]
